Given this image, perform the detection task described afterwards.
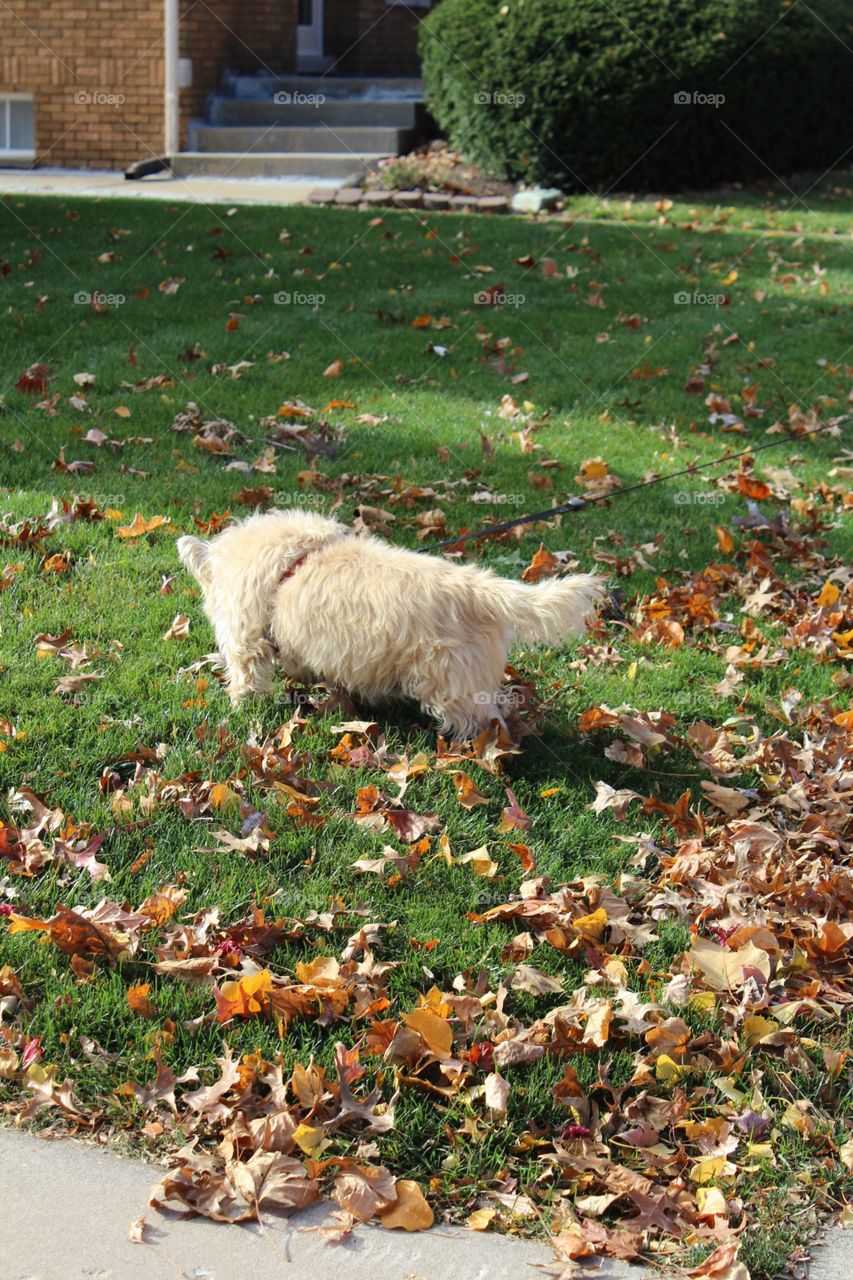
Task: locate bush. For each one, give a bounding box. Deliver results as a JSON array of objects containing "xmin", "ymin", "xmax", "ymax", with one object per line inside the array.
[{"xmin": 419, "ymin": 0, "xmax": 853, "ymax": 190}]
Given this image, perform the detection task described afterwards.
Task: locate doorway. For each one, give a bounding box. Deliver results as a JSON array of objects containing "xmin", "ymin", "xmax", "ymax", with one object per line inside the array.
[{"xmin": 297, "ymin": 0, "xmax": 324, "ymax": 62}]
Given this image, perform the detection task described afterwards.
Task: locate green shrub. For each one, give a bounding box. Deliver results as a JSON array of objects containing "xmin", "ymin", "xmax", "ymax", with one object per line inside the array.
[{"xmin": 419, "ymin": 0, "xmax": 853, "ymax": 190}]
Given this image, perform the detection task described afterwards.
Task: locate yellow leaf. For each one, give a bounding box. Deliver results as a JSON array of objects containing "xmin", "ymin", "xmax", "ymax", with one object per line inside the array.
[
  {"xmin": 127, "ymin": 982, "xmax": 155, "ymax": 1018},
  {"xmin": 627, "ymin": 661, "xmax": 638, "ymax": 680},
  {"xmin": 656, "ymin": 1053, "xmax": 689, "ymax": 1083},
  {"xmin": 458, "ymin": 845, "xmax": 497, "ymax": 878},
  {"xmin": 742, "ymin": 1014, "xmax": 780, "ymax": 1047},
  {"xmin": 466, "ymin": 1207, "xmax": 496, "ymax": 1231},
  {"xmin": 116, "ymin": 513, "xmax": 169, "ymax": 539},
  {"xmin": 294, "ymin": 956, "xmax": 341, "ymax": 988},
  {"xmin": 690, "ymin": 1155, "xmax": 733, "ymax": 1184},
  {"xmin": 696, "ymin": 1186, "xmax": 728, "ymax": 1218},
  {"xmin": 292, "ymin": 1123, "xmax": 326, "ymax": 1155},
  {"xmin": 403, "ymin": 1007, "xmax": 453, "ymax": 1058},
  {"xmin": 716, "ymin": 526, "xmax": 734, "ymax": 555},
  {"xmin": 114, "ymin": 405, "xmax": 131, "ymax": 418},
  {"xmin": 209, "ymin": 782, "xmax": 240, "ymax": 810},
  {"xmin": 379, "ymin": 1179, "xmax": 434, "ymax": 1231},
  {"xmin": 539, "ymin": 787, "xmax": 560, "ymax": 798},
  {"xmin": 721, "ymin": 269, "xmax": 738, "ymax": 285},
  {"xmin": 816, "ymin": 580, "xmax": 840, "ymax": 607},
  {"xmin": 573, "ymin": 907, "xmax": 607, "ymax": 942}
]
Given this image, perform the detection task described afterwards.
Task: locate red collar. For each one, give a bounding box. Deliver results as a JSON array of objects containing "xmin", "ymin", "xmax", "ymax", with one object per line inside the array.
[{"xmin": 278, "ymin": 552, "xmax": 311, "ymax": 585}]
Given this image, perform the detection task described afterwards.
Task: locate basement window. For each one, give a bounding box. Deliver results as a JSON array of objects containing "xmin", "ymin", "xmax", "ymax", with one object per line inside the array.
[{"xmin": 0, "ymin": 95, "xmax": 35, "ymax": 158}]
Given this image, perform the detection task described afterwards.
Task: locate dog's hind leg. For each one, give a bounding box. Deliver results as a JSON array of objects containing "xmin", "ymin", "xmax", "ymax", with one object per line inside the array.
[{"xmin": 410, "ymin": 643, "xmax": 508, "ymax": 739}]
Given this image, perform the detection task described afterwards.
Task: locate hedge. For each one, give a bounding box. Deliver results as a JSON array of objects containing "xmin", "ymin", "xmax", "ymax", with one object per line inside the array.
[{"xmin": 419, "ymin": 0, "xmax": 853, "ymax": 190}]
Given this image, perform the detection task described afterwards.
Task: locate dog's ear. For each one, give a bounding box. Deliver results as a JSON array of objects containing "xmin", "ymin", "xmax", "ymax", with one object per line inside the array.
[{"xmin": 176, "ymin": 535, "xmax": 211, "ymax": 584}]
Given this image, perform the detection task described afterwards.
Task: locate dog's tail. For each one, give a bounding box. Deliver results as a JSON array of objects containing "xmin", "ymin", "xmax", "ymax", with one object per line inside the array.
[{"xmin": 483, "ymin": 573, "xmax": 606, "ymax": 645}]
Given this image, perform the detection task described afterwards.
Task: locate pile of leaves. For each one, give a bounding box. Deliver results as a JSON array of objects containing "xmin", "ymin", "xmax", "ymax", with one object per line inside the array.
[{"xmin": 2, "ymin": 518, "xmax": 851, "ymax": 1276}]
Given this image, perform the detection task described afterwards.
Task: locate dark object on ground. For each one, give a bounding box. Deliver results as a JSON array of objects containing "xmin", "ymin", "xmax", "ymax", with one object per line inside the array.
[{"xmin": 125, "ymin": 157, "xmax": 170, "ymax": 181}]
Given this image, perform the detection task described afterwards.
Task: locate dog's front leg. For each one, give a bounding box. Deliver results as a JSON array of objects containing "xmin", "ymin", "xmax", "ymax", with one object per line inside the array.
[{"xmin": 216, "ymin": 628, "xmax": 277, "ymax": 705}]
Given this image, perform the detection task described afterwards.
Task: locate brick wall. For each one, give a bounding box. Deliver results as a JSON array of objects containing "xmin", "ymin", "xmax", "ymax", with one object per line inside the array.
[
  {"xmin": 324, "ymin": 0, "xmax": 432, "ymax": 77},
  {"xmin": 0, "ymin": 1, "xmax": 297, "ymax": 170},
  {"xmin": 0, "ymin": 0, "xmax": 164, "ymax": 170}
]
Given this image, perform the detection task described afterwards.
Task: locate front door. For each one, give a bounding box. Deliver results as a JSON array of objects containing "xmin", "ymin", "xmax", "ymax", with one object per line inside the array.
[{"xmin": 297, "ymin": 0, "xmax": 324, "ymax": 59}]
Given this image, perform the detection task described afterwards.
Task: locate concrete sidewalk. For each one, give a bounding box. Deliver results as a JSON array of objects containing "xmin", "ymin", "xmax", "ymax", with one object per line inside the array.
[
  {"xmin": 0, "ymin": 166, "xmax": 333, "ymax": 206},
  {"xmin": 0, "ymin": 1127, "xmax": 848, "ymax": 1280}
]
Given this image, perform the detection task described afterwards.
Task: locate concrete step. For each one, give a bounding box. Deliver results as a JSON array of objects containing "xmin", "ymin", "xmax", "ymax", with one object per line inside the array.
[
  {"xmin": 187, "ymin": 123, "xmax": 416, "ymax": 155},
  {"xmin": 223, "ymin": 72, "xmax": 424, "ymax": 101},
  {"xmin": 209, "ymin": 97, "xmax": 423, "ymax": 128},
  {"xmin": 170, "ymin": 151, "xmax": 386, "ymax": 179}
]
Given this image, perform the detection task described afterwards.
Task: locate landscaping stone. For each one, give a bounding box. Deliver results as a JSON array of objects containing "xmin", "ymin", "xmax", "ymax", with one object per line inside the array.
[
  {"xmin": 390, "ymin": 190, "xmax": 423, "ymax": 208},
  {"xmin": 308, "ymin": 186, "xmax": 337, "ymax": 205},
  {"xmin": 334, "ymin": 187, "xmax": 363, "ymax": 205},
  {"xmin": 477, "ymin": 195, "xmax": 509, "ymax": 213},
  {"xmin": 421, "ymin": 191, "xmax": 450, "ymax": 210},
  {"xmin": 511, "ymin": 186, "xmax": 563, "ymax": 213},
  {"xmin": 449, "ymin": 194, "xmax": 477, "ymax": 210},
  {"xmin": 362, "ymin": 189, "xmax": 392, "ymax": 206}
]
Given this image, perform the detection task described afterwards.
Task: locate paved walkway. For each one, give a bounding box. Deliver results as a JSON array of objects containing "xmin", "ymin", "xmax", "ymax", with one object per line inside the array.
[
  {"xmin": 1, "ymin": 1128, "xmax": 849, "ymax": 1280},
  {"xmin": 0, "ymin": 166, "xmax": 334, "ymax": 206}
]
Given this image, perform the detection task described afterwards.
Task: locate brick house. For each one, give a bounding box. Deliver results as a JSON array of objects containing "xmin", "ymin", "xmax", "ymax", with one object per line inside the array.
[{"xmin": 0, "ymin": 1, "xmax": 433, "ymax": 175}]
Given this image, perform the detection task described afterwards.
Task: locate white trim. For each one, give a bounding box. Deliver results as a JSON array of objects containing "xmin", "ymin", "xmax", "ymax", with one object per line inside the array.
[
  {"xmin": 164, "ymin": 0, "xmax": 179, "ymax": 156},
  {"xmin": 297, "ymin": 0, "xmax": 324, "ymax": 58},
  {"xmin": 0, "ymin": 93, "xmax": 34, "ymax": 156}
]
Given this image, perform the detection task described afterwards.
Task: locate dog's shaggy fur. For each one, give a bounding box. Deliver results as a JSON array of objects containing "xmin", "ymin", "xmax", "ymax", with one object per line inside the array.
[{"xmin": 177, "ymin": 509, "xmax": 604, "ymax": 736}]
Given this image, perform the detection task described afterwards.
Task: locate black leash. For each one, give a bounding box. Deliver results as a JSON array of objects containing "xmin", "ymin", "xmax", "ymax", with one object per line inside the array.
[{"xmin": 420, "ymin": 416, "xmax": 851, "ymax": 554}]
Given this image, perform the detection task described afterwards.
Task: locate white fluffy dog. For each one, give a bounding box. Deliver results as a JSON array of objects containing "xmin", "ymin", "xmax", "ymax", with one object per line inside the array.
[{"xmin": 177, "ymin": 509, "xmax": 603, "ymax": 736}]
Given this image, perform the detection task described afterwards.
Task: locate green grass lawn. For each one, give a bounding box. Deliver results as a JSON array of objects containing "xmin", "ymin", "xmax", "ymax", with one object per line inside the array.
[{"xmin": 1, "ymin": 181, "xmax": 851, "ymax": 1277}]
